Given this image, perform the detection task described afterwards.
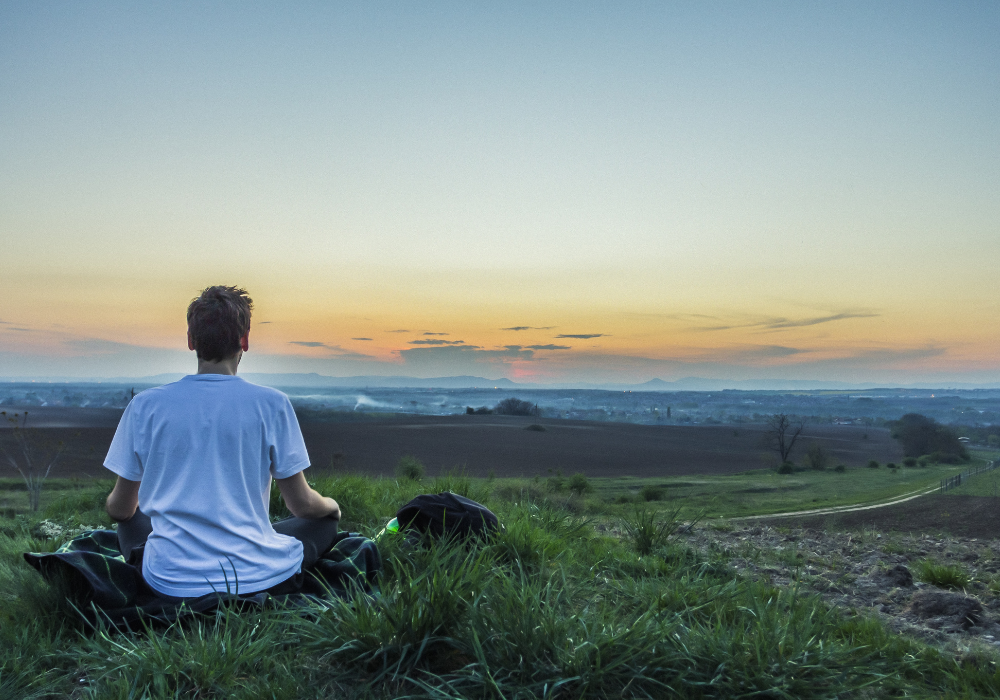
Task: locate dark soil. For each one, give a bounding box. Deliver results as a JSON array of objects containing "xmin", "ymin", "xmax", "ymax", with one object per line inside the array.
[
  {"xmin": 677, "ymin": 522, "xmax": 1000, "ymax": 655},
  {"xmin": 299, "ymin": 414, "xmax": 901, "ymax": 478},
  {"xmin": 1, "ymin": 409, "xmax": 903, "ymax": 480},
  {"xmin": 764, "ymin": 494, "xmax": 1000, "ymax": 539}
]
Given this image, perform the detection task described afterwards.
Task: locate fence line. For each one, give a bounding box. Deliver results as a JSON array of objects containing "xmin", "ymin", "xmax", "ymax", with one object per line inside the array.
[{"xmin": 940, "ymin": 460, "xmax": 997, "ymax": 493}]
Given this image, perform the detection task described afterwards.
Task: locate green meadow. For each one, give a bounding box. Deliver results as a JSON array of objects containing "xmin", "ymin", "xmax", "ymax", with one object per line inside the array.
[{"xmin": 2, "ymin": 468, "xmax": 999, "ymax": 698}]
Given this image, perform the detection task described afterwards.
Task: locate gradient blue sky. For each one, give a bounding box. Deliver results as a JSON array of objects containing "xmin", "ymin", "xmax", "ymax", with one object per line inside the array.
[{"xmin": 1, "ymin": 2, "xmax": 998, "ymax": 384}]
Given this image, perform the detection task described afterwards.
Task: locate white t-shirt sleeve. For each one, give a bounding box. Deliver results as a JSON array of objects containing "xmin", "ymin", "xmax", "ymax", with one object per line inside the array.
[
  {"xmin": 104, "ymin": 400, "xmax": 144, "ymax": 481},
  {"xmin": 269, "ymin": 396, "xmax": 311, "ymax": 479}
]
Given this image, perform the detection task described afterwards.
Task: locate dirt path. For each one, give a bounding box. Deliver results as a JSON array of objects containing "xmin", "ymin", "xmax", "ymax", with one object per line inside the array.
[{"xmin": 733, "ymin": 484, "xmax": 943, "ymax": 521}]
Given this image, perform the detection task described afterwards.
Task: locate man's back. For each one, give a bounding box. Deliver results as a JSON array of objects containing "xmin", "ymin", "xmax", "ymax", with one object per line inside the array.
[{"xmin": 104, "ymin": 374, "xmax": 310, "ymax": 597}]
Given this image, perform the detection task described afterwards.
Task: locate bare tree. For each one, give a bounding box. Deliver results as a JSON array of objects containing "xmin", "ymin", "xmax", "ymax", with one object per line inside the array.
[
  {"xmin": 766, "ymin": 413, "xmax": 807, "ymax": 464},
  {"xmin": 0, "ymin": 411, "xmax": 64, "ymax": 511}
]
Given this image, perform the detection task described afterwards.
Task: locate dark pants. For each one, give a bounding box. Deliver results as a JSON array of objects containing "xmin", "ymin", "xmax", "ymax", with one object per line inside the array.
[{"xmin": 117, "ymin": 509, "xmax": 340, "ymax": 596}]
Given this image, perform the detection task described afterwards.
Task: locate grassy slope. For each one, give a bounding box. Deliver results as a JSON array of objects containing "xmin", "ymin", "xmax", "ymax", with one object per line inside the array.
[
  {"xmin": 572, "ymin": 462, "xmax": 973, "ymax": 518},
  {"xmin": 1, "ymin": 473, "xmax": 999, "ymax": 697}
]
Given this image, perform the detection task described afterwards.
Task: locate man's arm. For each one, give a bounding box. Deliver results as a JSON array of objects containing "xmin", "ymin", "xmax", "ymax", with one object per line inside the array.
[
  {"xmin": 276, "ymin": 471, "xmax": 340, "ymax": 520},
  {"xmin": 106, "ymin": 476, "xmax": 140, "ymax": 522}
]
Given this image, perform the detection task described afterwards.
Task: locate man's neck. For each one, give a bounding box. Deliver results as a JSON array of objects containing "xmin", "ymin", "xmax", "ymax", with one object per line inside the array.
[{"xmin": 196, "ymin": 351, "xmax": 242, "ymax": 376}]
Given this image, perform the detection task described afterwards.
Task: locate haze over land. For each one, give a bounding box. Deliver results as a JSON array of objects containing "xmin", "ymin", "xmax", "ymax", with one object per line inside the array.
[{"xmin": 1, "ymin": 3, "xmax": 998, "ymax": 387}]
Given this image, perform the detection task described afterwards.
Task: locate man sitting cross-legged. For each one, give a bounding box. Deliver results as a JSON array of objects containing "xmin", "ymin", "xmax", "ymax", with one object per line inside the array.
[{"xmin": 104, "ymin": 285, "xmax": 341, "ymax": 599}]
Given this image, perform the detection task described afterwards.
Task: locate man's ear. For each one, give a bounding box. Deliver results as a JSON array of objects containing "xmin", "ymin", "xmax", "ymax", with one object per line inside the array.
[
  {"xmin": 187, "ymin": 330, "xmax": 195, "ymax": 352},
  {"xmin": 240, "ymin": 331, "xmax": 250, "ymax": 353}
]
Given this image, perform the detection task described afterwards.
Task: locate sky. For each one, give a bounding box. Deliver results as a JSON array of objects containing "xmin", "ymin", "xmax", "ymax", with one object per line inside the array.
[{"xmin": 1, "ymin": 2, "xmax": 998, "ymax": 386}]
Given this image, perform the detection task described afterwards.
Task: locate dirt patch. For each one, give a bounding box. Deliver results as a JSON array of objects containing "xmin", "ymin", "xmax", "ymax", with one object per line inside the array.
[
  {"xmin": 761, "ymin": 494, "xmax": 1000, "ymax": 539},
  {"xmin": 671, "ymin": 521, "xmax": 1000, "ymax": 653}
]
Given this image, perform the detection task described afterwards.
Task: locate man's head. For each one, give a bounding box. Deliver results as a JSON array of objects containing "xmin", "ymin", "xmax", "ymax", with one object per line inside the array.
[{"xmin": 186, "ymin": 286, "xmax": 253, "ymax": 362}]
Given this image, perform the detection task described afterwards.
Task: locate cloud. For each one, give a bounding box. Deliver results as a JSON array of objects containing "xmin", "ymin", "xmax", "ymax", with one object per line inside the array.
[
  {"xmin": 386, "ymin": 329, "xmax": 409, "ymax": 333},
  {"xmin": 526, "ymin": 344, "xmax": 572, "ymax": 350},
  {"xmin": 288, "ymin": 341, "xmax": 374, "ymax": 359},
  {"xmin": 257, "ymin": 321, "xmax": 272, "ymax": 325},
  {"xmin": 423, "ymin": 332, "xmax": 449, "ymax": 336},
  {"xmin": 408, "ymin": 339, "xmax": 468, "ymax": 345},
  {"xmin": 697, "ymin": 312, "xmax": 879, "ymax": 332},
  {"xmin": 556, "ymin": 333, "xmax": 605, "ymax": 339},
  {"xmin": 400, "ymin": 344, "xmax": 535, "ymax": 372},
  {"xmin": 501, "ymin": 326, "xmax": 555, "ymax": 331},
  {"xmin": 352, "ymin": 337, "xmax": 373, "ymax": 341}
]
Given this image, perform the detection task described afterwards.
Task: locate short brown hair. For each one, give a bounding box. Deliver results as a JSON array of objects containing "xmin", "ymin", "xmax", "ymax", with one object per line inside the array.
[{"xmin": 187, "ymin": 286, "xmax": 253, "ymax": 362}]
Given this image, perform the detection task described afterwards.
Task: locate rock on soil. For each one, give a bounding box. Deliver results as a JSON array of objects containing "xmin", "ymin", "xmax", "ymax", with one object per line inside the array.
[{"xmin": 677, "ymin": 523, "xmax": 1000, "ymax": 653}]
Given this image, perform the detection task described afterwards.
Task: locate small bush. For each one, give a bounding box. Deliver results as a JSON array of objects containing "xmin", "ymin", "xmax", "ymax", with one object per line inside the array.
[
  {"xmin": 396, "ymin": 456, "xmax": 425, "ymax": 481},
  {"xmin": 805, "ymin": 444, "xmax": 828, "ymax": 471},
  {"xmin": 867, "ymin": 460, "xmax": 880, "ymax": 469},
  {"xmin": 495, "ymin": 398, "xmax": 539, "ymax": 416},
  {"xmin": 524, "ymin": 424, "xmax": 546, "ymax": 432},
  {"xmin": 546, "ymin": 473, "xmax": 565, "ymax": 492},
  {"xmin": 917, "ymin": 456, "xmax": 931, "ymax": 467},
  {"xmin": 567, "ymin": 473, "xmax": 592, "ymax": 496},
  {"xmin": 777, "ymin": 461, "xmax": 795, "ymax": 474},
  {"xmin": 639, "ymin": 485, "xmax": 665, "ymax": 501},
  {"xmin": 621, "ymin": 505, "xmax": 681, "ymax": 555},
  {"xmin": 834, "ymin": 464, "xmax": 846, "ymax": 473},
  {"xmin": 886, "ymin": 462, "xmax": 897, "ymax": 470},
  {"xmin": 916, "ymin": 560, "xmax": 970, "ymax": 590},
  {"xmin": 903, "ymin": 457, "xmax": 917, "ymax": 467}
]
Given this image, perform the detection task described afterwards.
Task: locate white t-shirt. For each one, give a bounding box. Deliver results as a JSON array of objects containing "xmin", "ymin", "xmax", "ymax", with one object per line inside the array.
[{"xmin": 104, "ymin": 374, "xmax": 310, "ymax": 597}]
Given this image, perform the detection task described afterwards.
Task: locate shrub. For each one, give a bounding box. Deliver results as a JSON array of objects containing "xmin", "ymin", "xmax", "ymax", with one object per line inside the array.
[
  {"xmin": 805, "ymin": 444, "xmax": 828, "ymax": 471},
  {"xmin": 546, "ymin": 473, "xmax": 565, "ymax": 492},
  {"xmin": 524, "ymin": 424, "xmax": 546, "ymax": 432},
  {"xmin": 988, "ymin": 434, "xmax": 1000, "ymax": 447},
  {"xmin": 396, "ymin": 455, "xmax": 425, "ymax": 481},
  {"xmin": 929, "ymin": 451, "xmax": 966, "ymax": 465},
  {"xmin": 567, "ymin": 473, "xmax": 592, "ymax": 496},
  {"xmin": 777, "ymin": 461, "xmax": 795, "ymax": 474},
  {"xmin": 916, "ymin": 560, "xmax": 970, "ymax": 590},
  {"xmin": 834, "ymin": 464, "xmax": 846, "ymax": 473},
  {"xmin": 867, "ymin": 460, "xmax": 880, "ymax": 469},
  {"xmin": 494, "ymin": 398, "xmax": 539, "ymax": 416},
  {"xmin": 639, "ymin": 485, "xmax": 665, "ymax": 501},
  {"xmin": 886, "ymin": 462, "xmax": 897, "ymax": 470},
  {"xmin": 917, "ymin": 456, "xmax": 931, "ymax": 467},
  {"xmin": 903, "ymin": 457, "xmax": 917, "ymax": 467}
]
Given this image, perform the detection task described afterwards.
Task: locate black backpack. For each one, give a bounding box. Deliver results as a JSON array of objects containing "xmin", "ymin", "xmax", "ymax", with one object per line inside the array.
[{"xmin": 395, "ymin": 492, "xmax": 499, "ymax": 540}]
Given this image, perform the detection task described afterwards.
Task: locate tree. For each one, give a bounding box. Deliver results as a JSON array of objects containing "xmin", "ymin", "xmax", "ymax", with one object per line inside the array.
[
  {"xmin": 766, "ymin": 413, "xmax": 807, "ymax": 464},
  {"xmin": 0, "ymin": 411, "xmax": 64, "ymax": 511},
  {"xmin": 890, "ymin": 413, "xmax": 968, "ymax": 460}
]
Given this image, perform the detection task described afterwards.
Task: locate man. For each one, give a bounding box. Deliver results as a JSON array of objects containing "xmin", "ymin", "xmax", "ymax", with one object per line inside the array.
[{"xmin": 104, "ymin": 285, "xmax": 340, "ymax": 598}]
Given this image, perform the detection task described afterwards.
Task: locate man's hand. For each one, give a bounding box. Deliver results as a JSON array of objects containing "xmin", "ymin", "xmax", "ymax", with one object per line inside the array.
[
  {"xmin": 276, "ymin": 471, "xmax": 340, "ymax": 520},
  {"xmin": 106, "ymin": 476, "xmax": 140, "ymax": 522}
]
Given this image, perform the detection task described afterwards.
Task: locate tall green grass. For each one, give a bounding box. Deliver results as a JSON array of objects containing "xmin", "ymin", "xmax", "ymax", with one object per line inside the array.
[{"xmin": 2, "ymin": 476, "xmax": 1000, "ymax": 698}]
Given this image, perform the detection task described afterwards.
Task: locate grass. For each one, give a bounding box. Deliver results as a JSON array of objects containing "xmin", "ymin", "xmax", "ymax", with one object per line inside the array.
[
  {"xmin": 585, "ymin": 461, "xmax": 973, "ymax": 518},
  {"xmin": 941, "ymin": 451, "xmax": 1000, "ymax": 497},
  {"xmin": 2, "ymin": 475, "xmax": 1000, "ymax": 698},
  {"xmin": 916, "ymin": 560, "xmax": 972, "ymax": 590}
]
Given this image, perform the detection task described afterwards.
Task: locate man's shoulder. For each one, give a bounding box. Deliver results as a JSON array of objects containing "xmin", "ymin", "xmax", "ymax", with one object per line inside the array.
[{"xmin": 232, "ymin": 377, "xmax": 290, "ymax": 402}]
